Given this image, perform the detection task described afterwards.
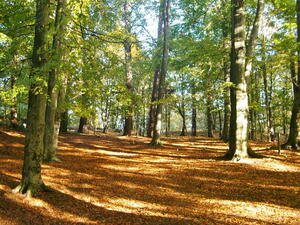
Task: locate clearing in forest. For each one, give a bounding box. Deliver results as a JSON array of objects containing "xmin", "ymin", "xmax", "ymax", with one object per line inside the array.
[{"xmin": 0, "ymin": 129, "xmax": 300, "ymax": 225}]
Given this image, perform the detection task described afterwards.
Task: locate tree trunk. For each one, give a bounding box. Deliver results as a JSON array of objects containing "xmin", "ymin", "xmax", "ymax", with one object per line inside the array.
[
  {"xmin": 43, "ymin": 0, "xmax": 67, "ymax": 162},
  {"xmin": 179, "ymin": 106, "xmax": 187, "ymax": 136},
  {"xmin": 123, "ymin": 0, "xmax": 134, "ymax": 136},
  {"xmin": 245, "ymin": 0, "xmax": 265, "ymax": 80},
  {"xmin": 282, "ymin": 0, "xmax": 300, "ymax": 150},
  {"xmin": 78, "ymin": 116, "xmax": 87, "ymax": 133},
  {"xmin": 60, "ymin": 110, "xmax": 68, "ymax": 133},
  {"xmin": 218, "ymin": 109, "xmax": 222, "ymax": 137},
  {"xmin": 147, "ymin": 1, "xmax": 164, "ymax": 138},
  {"xmin": 221, "ymin": 31, "xmax": 230, "ymax": 142},
  {"xmin": 191, "ymin": 92, "xmax": 197, "ymax": 136},
  {"xmin": 150, "ymin": 0, "xmax": 170, "ymax": 146},
  {"xmin": 10, "ymin": 72, "xmax": 18, "ymax": 129},
  {"xmin": 12, "ymin": 0, "xmax": 50, "ymax": 197},
  {"xmin": 225, "ymin": 0, "xmax": 249, "ymax": 160},
  {"xmin": 262, "ymin": 42, "xmax": 274, "ymax": 142},
  {"xmin": 206, "ymin": 95, "xmax": 214, "ymax": 138}
]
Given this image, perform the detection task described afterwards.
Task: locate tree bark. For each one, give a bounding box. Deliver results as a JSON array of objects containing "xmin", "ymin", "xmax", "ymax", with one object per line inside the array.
[
  {"xmin": 12, "ymin": 0, "xmax": 51, "ymax": 197},
  {"xmin": 222, "ymin": 71, "xmax": 230, "ymax": 142},
  {"xmin": 245, "ymin": 0, "xmax": 265, "ymax": 80},
  {"xmin": 261, "ymin": 40, "xmax": 274, "ymax": 142},
  {"xmin": 123, "ymin": 0, "xmax": 134, "ymax": 136},
  {"xmin": 191, "ymin": 83, "xmax": 197, "ymax": 136},
  {"xmin": 43, "ymin": 0, "xmax": 67, "ymax": 162},
  {"xmin": 206, "ymin": 94, "xmax": 214, "ymax": 138},
  {"xmin": 225, "ymin": 0, "xmax": 249, "ymax": 160},
  {"xmin": 78, "ymin": 116, "xmax": 87, "ymax": 133},
  {"xmin": 283, "ymin": 0, "xmax": 300, "ymax": 150},
  {"xmin": 10, "ymin": 72, "xmax": 18, "ymax": 129},
  {"xmin": 60, "ymin": 110, "xmax": 68, "ymax": 133},
  {"xmin": 147, "ymin": 1, "xmax": 164, "ymax": 138},
  {"xmin": 150, "ymin": 0, "xmax": 170, "ymax": 146}
]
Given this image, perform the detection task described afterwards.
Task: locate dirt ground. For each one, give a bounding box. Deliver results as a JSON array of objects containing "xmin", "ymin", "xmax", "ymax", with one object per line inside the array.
[{"xmin": 0, "ymin": 129, "xmax": 300, "ymax": 225}]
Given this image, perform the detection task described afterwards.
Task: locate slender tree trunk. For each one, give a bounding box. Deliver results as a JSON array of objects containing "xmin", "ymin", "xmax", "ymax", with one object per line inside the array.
[
  {"xmin": 165, "ymin": 104, "xmax": 169, "ymax": 136},
  {"xmin": 261, "ymin": 39, "xmax": 274, "ymax": 142},
  {"xmin": 246, "ymin": 0, "xmax": 264, "ymax": 141},
  {"xmin": 221, "ymin": 17, "xmax": 230, "ymax": 142},
  {"xmin": 245, "ymin": 0, "xmax": 265, "ymax": 80},
  {"xmin": 218, "ymin": 109, "xmax": 222, "ymax": 137},
  {"xmin": 179, "ymin": 106, "xmax": 187, "ymax": 136},
  {"xmin": 206, "ymin": 95, "xmax": 214, "ymax": 138},
  {"xmin": 147, "ymin": 2, "xmax": 164, "ymax": 138},
  {"xmin": 191, "ymin": 92, "xmax": 197, "ymax": 136},
  {"xmin": 10, "ymin": 72, "xmax": 18, "ymax": 129},
  {"xmin": 12, "ymin": 0, "xmax": 51, "ymax": 197},
  {"xmin": 43, "ymin": 0, "xmax": 67, "ymax": 162},
  {"xmin": 150, "ymin": 0, "xmax": 170, "ymax": 146},
  {"xmin": 222, "ymin": 64, "xmax": 230, "ymax": 142}
]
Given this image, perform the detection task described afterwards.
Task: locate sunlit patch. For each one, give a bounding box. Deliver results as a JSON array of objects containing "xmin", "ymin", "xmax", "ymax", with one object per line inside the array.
[
  {"xmin": 197, "ymin": 199, "xmax": 300, "ymax": 224},
  {"xmin": 0, "ymin": 184, "xmax": 10, "ymax": 191},
  {"xmin": 242, "ymin": 159, "xmax": 300, "ymax": 172},
  {"xmin": 114, "ymin": 181, "xmax": 144, "ymax": 190}
]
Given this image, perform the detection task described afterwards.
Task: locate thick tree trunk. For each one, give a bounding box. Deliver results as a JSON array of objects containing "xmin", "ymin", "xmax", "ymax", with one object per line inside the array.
[
  {"xmin": 12, "ymin": 0, "xmax": 50, "ymax": 197},
  {"xmin": 283, "ymin": 0, "xmax": 300, "ymax": 150},
  {"xmin": 150, "ymin": 0, "xmax": 170, "ymax": 146},
  {"xmin": 78, "ymin": 116, "xmax": 87, "ymax": 133},
  {"xmin": 60, "ymin": 110, "xmax": 68, "ymax": 133},
  {"xmin": 123, "ymin": 0, "xmax": 134, "ymax": 136},
  {"xmin": 225, "ymin": 0, "xmax": 249, "ymax": 160}
]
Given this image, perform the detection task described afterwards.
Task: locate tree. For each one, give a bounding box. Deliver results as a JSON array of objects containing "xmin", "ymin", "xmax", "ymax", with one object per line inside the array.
[
  {"xmin": 122, "ymin": 0, "xmax": 134, "ymax": 136},
  {"xmin": 224, "ymin": 0, "xmax": 249, "ymax": 160},
  {"xmin": 283, "ymin": 0, "xmax": 300, "ymax": 150},
  {"xmin": 150, "ymin": 0, "xmax": 170, "ymax": 146},
  {"xmin": 12, "ymin": 0, "xmax": 51, "ymax": 197},
  {"xmin": 43, "ymin": 0, "xmax": 68, "ymax": 162}
]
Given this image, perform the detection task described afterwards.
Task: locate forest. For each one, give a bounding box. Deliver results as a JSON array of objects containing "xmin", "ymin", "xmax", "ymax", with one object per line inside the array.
[{"xmin": 0, "ymin": 0, "xmax": 300, "ymax": 224}]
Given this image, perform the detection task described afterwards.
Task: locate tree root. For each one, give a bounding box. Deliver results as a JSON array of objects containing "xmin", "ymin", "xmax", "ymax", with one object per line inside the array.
[{"xmin": 11, "ymin": 181, "xmax": 49, "ymax": 197}]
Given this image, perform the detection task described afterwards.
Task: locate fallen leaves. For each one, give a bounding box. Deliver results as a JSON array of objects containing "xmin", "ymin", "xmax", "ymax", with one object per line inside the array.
[{"xmin": 0, "ymin": 129, "xmax": 300, "ymax": 225}]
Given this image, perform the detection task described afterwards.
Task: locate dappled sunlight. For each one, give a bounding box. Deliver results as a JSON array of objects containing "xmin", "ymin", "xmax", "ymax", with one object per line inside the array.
[
  {"xmin": 196, "ymin": 198, "xmax": 300, "ymax": 224},
  {"xmin": 1, "ymin": 130, "xmax": 300, "ymax": 224}
]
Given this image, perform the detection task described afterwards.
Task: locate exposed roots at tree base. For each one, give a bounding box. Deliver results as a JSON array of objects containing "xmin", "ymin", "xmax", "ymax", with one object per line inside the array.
[
  {"xmin": 280, "ymin": 142, "xmax": 300, "ymax": 151},
  {"xmin": 149, "ymin": 140, "xmax": 163, "ymax": 147},
  {"xmin": 220, "ymin": 144, "xmax": 264, "ymax": 161},
  {"xmin": 11, "ymin": 181, "xmax": 50, "ymax": 198}
]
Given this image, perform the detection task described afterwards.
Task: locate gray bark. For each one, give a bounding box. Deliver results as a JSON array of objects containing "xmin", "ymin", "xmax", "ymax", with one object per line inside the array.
[
  {"xmin": 44, "ymin": 0, "xmax": 67, "ymax": 162},
  {"xmin": 150, "ymin": 0, "xmax": 170, "ymax": 146}
]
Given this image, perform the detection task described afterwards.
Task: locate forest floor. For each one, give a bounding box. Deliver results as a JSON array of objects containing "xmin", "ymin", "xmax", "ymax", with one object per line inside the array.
[{"xmin": 0, "ymin": 129, "xmax": 300, "ymax": 225}]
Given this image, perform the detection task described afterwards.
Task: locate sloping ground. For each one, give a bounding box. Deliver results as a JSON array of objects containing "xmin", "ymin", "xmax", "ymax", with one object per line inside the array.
[{"xmin": 0, "ymin": 129, "xmax": 300, "ymax": 225}]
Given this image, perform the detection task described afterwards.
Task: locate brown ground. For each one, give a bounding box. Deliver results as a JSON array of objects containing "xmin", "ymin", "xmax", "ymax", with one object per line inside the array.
[{"xmin": 0, "ymin": 129, "xmax": 300, "ymax": 225}]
